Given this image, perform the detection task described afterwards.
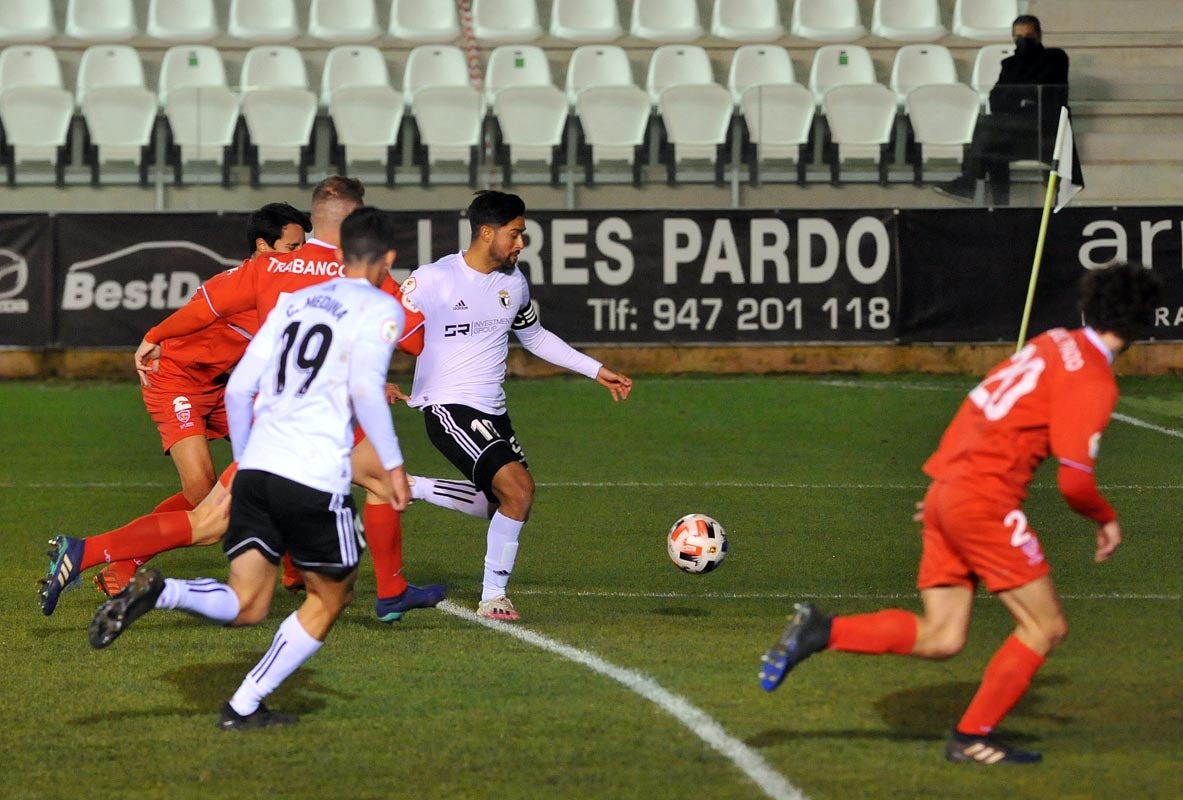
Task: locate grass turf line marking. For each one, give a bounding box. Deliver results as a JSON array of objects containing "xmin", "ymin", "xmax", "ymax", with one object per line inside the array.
[
  {"xmin": 512, "ymin": 590, "xmax": 1181, "ymax": 602},
  {"xmin": 437, "ymin": 600, "xmax": 807, "ymax": 800},
  {"xmin": 1111, "ymin": 412, "xmax": 1183, "ymax": 440},
  {"xmin": 8, "ymin": 481, "xmax": 1183, "ymax": 490}
]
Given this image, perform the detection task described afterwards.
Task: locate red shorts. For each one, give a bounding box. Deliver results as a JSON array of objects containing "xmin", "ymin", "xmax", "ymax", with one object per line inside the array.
[
  {"xmin": 142, "ymin": 379, "xmax": 229, "ymax": 453},
  {"xmin": 917, "ymin": 480, "xmax": 1051, "ymax": 594}
]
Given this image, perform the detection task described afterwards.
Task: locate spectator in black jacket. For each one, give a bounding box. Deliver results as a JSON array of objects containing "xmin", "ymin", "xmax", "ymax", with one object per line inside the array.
[{"xmin": 936, "ymin": 15, "xmax": 1069, "ymax": 205}]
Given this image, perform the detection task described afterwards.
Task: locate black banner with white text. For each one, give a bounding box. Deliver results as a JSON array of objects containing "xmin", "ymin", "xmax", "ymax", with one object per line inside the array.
[{"xmin": 0, "ymin": 207, "xmax": 1180, "ymax": 348}]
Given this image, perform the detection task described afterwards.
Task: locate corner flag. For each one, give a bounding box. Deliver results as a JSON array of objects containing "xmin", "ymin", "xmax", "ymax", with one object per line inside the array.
[
  {"xmin": 1017, "ymin": 106, "xmax": 1083, "ymax": 349},
  {"xmin": 1052, "ymin": 107, "xmax": 1084, "ymax": 213}
]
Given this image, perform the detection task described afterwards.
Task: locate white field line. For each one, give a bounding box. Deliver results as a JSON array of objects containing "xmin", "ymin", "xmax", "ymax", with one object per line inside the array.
[
  {"xmin": 6, "ymin": 480, "xmax": 1183, "ymax": 491},
  {"xmin": 1111, "ymin": 412, "xmax": 1183, "ymax": 440},
  {"xmin": 437, "ymin": 600, "xmax": 806, "ymax": 800},
  {"xmin": 511, "ymin": 589, "xmax": 1181, "ymax": 602}
]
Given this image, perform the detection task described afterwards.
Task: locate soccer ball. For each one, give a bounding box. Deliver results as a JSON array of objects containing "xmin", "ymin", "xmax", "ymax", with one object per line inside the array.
[{"xmin": 667, "ymin": 513, "xmax": 728, "ymax": 574}]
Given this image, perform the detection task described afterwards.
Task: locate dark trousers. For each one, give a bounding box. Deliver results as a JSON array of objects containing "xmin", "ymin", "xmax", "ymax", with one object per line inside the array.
[{"xmin": 963, "ymin": 114, "xmax": 1054, "ymax": 205}]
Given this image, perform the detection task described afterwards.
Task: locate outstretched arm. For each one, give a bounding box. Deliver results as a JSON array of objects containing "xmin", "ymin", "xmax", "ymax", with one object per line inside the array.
[{"xmin": 595, "ymin": 365, "xmax": 632, "ymax": 402}]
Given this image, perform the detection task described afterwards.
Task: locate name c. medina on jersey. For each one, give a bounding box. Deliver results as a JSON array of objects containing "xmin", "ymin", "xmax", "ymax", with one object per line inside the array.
[
  {"xmin": 266, "ymin": 257, "xmax": 345, "ymax": 276},
  {"xmin": 288, "ymin": 293, "xmax": 349, "ymax": 320}
]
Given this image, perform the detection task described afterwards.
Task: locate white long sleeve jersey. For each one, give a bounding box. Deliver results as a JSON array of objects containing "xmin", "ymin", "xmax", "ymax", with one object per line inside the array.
[
  {"xmin": 225, "ymin": 277, "xmax": 405, "ymax": 495},
  {"xmin": 401, "ymin": 252, "xmax": 601, "ymax": 415}
]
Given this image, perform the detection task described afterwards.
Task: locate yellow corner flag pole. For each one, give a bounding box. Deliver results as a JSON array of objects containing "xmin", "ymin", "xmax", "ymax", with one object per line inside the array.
[{"xmin": 1016, "ymin": 106, "xmax": 1071, "ymax": 352}]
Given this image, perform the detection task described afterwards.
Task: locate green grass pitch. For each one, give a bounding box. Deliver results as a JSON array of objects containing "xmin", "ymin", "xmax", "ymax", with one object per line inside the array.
[{"xmin": 1, "ymin": 374, "xmax": 1180, "ymax": 799}]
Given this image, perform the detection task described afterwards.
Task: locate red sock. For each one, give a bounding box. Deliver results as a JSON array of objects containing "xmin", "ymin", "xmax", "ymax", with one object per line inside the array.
[
  {"xmin": 218, "ymin": 462, "xmax": 238, "ymax": 489},
  {"xmin": 957, "ymin": 635, "xmax": 1046, "ymax": 736},
  {"xmin": 365, "ymin": 501, "xmax": 406, "ymax": 599},
  {"xmin": 828, "ymin": 609, "xmax": 918, "ymax": 655},
  {"xmin": 81, "ymin": 511, "xmax": 194, "ymax": 570},
  {"xmin": 152, "ymin": 491, "xmax": 196, "ymax": 514}
]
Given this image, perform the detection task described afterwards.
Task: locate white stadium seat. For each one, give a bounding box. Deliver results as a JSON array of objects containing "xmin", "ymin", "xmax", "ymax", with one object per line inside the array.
[
  {"xmin": 0, "ymin": 42, "xmax": 63, "ymax": 90},
  {"xmin": 0, "ymin": 0, "xmax": 56, "ymax": 43},
  {"xmin": 971, "ymin": 43, "xmax": 1014, "ymax": 107},
  {"xmin": 402, "ymin": 45, "xmax": 469, "ymax": 108},
  {"xmin": 76, "ymin": 45, "xmax": 156, "ymax": 183},
  {"xmin": 472, "ymin": 0, "xmax": 543, "ymax": 45},
  {"xmin": 492, "ymin": 84, "xmax": 568, "ymax": 184},
  {"xmin": 241, "ymin": 46, "xmax": 309, "ymax": 91},
  {"xmin": 822, "ymin": 83, "xmax": 897, "ymax": 183},
  {"xmin": 162, "ymin": 85, "xmax": 239, "ymax": 184},
  {"xmin": 309, "ymin": 0, "xmax": 381, "ymax": 43},
  {"xmin": 890, "ymin": 44, "xmax": 958, "ymax": 108},
  {"xmin": 0, "ymin": 45, "xmax": 72, "ymax": 183},
  {"xmin": 565, "ymin": 45, "xmax": 633, "ymax": 106},
  {"xmin": 906, "ymin": 82, "xmax": 981, "ymax": 182},
  {"xmin": 550, "ymin": 0, "xmax": 622, "ymax": 43},
  {"xmin": 658, "ymin": 83, "xmax": 733, "ymax": 184},
  {"xmin": 728, "ymin": 44, "xmax": 796, "ymax": 107},
  {"xmin": 631, "ymin": 0, "xmax": 704, "ymax": 43},
  {"xmin": 411, "ymin": 85, "xmax": 484, "ymax": 185},
  {"xmin": 791, "ymin": 0, "xmax": 866, "ymax": 42},
  {"xmin": 147, "ymin": 0, "xmax": 219, "ymax": 43},
  {"xmin": 158, "ymin": 44, "xmax": 227, "ymax": 101},
  {"xmin": 809, "ymin": 45, "xmax": 876, "ymax": 106},
  {"xmin": 329, "ymin": 85, "xmax": 404, "ymax": 184},
  {"xmin": 66, "ymin": 0, "xmax": 137, "ymax": 43},
  {"xmin": 740, "ymin": 83, "xmax": 815, "ymax": 184},
  {"xmin": 321, "ymin": 45, "xmax": 390, "ymax": 107},
  {"xmin": 0, "ymin": 85, "xmax": 73, "ymax": 183},
  {"xmin": 646, "ymin": 44, "xmax": 714, "ymax": 107},
  {"xmin": 871, "ymin": 0, "xmax": 947, "ymax": 42},
  {"xmin": 228, "ymin": 0, "xmax": 299, "ymax": 43},
  {"xmin": 710, "ymin": 0, "xmax": 784, "ymax": 43},
  {"xmin": 484, "ymin": 45, "xmax": 553, "ymax": 108},
  {"xmin": 389, "ymin": 0, "xmax": 460, "ymax": 43},
  {"xmin": 158, "ymin": 46, "xmax": 238, "ymax": 184},
  {"xmin": 241, "ymin": 87, "xmax": 318, "ymax": 185},
  {"xmin": 240, "ymin": 47, "xmax": 314, "ymax": 185},
  {"xmin": 575, "ymin": 84, "xmax": 649, "ymax": 184},
  {"xmin": 953, "ymin": 0, "xmax": 1018, "ymax": 42}
]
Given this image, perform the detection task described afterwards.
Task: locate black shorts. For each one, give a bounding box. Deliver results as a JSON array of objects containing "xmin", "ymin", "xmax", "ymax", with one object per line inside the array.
[
  {"xmin": 423, "ymin": 404, "xmax": 528, "ymax": 502},
  {"xmin": 224, "ymin": 469, "xmax": 362, "ymax": 578}
]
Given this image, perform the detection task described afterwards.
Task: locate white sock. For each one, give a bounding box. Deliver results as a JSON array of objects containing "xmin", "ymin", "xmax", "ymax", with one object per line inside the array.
[
  {"xmin": 229, "ymin": 612, "xmax": 322, "ymax": 716},
  {"xmin": 156, "ymin": 578, "xmax": 239, "ymax": 624},
  {"xmin": 482, "ymin": 511, "xmax": 523, "ymax": 602},
  {"xmin": 411, "ymin": 476, "xmax": 494, "ymax": 519}
]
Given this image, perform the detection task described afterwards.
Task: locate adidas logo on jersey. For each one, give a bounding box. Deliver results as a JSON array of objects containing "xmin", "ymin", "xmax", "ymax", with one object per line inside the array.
[{"xmin": 452, "ymin": 300, "xmax": 468, "ymax": 311}]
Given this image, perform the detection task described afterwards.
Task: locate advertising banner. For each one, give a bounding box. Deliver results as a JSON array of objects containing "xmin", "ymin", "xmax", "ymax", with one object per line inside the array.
[
  {"xmin": 54, "ymin": 213, "xmax": 249, "ymax": 347},
  {"xmin": 897, "ymin": 207, "xmax": 1183, "ymax": 342},
  {"xmin": 401, "ymin": 209, "xmax": 900, "ymax": 345},
  {"xmin": 0, "ymin": 214, "xmax": 54, "ymax": 348},
  {"xmin": 0, "ymin": 206, "xmax": 1177, "ymax": 349}
]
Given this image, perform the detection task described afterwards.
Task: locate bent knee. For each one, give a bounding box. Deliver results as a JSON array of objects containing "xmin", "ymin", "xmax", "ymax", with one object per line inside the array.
[{"xmin": 917, "ymin": 636, "xmax": 966, "ymax": 660}]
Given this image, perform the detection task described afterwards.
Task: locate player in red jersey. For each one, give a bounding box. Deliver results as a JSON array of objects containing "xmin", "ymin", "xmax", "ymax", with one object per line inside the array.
[
  {"xmin": 756, "ymin": 262, "xmax": 1161, "ymax": 765},
  {"xmin": 40, "ymin": 178, "xmax": 442, "ymax": 622},
  {"xmin": 92, "ymin": 203, "xmax": 310, "ymax": 594}
]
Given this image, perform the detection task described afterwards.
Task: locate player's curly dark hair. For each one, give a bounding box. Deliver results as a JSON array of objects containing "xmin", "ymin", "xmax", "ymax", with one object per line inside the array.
[
  {"xmin": 466, "ymin": 190, "xmax": 525, "ymax": 233},
  {"xmin": 1078, "ymin": 262, "xmax": 1162, "ymax": 343},
  {"xmin": 245, "ymin": 202, "xmax": 311, "ymax": 255}
]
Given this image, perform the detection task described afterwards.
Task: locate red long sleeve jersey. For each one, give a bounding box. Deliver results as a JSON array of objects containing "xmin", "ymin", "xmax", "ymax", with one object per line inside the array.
[{"xmin": 923, "ymin": 327, "xmax": 1118, "ymax": 523}]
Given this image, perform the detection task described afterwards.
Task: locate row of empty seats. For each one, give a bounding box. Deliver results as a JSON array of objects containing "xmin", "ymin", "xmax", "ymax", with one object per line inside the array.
[
  {"xmin": 0, "ymin": 0, "xmax": 1022, "ymax": 45},
  {"xmin": 0, "ymin": 39, "xmax": 1001, "ymax": 187}
]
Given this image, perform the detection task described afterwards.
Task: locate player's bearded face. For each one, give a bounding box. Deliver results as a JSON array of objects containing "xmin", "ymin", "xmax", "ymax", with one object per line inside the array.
[{"xmin": 489, "ymin": 218, "xmax": 526, "ymax": 268}]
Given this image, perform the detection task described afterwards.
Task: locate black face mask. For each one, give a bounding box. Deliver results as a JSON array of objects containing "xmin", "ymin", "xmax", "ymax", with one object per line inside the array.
[{"xmin": 1014, "ymin": 36, "xmax": 1043, "ymax": 56}]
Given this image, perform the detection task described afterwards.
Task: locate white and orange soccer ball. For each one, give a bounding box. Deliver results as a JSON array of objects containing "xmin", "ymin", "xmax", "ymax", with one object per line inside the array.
[{"xmin": 667, "ymin": 513, "xmax": 728, "ymax": 574}]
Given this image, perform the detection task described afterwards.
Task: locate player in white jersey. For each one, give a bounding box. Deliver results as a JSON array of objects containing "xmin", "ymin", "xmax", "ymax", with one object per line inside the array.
[
  {"xmin": 88, "ymin": 207, "xmax": 411, "ymax": 730},
  {"xmin": 397, "ymin": 191, "xmax": 633, "ymax": 621}
]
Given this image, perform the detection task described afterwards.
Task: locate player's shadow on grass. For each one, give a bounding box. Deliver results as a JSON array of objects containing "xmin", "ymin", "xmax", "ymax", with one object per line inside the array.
[
  {"xmin": 748, "ymin": 677, "xmax": 1070, "ymax": 747},
  {"xmin": 72, "ymin": 656, "xmax": 354, "ymax": 724}
]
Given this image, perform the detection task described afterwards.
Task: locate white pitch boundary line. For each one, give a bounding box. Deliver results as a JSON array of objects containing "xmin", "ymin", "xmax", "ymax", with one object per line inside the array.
[
  {"xmin": 437, "ymin": 600, "xmax": 806, "ymax": 800},
  {"xmin": 7, "ymin": 480, "xmax": 1183, "ymax": 491},
  {"xmin": 1111, "ymin": 412, "xmax": 1183, "ymax": 440},
  {"xmin": 511, "ymin": 589, "xmax": 1181, "ymax": 602}
]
